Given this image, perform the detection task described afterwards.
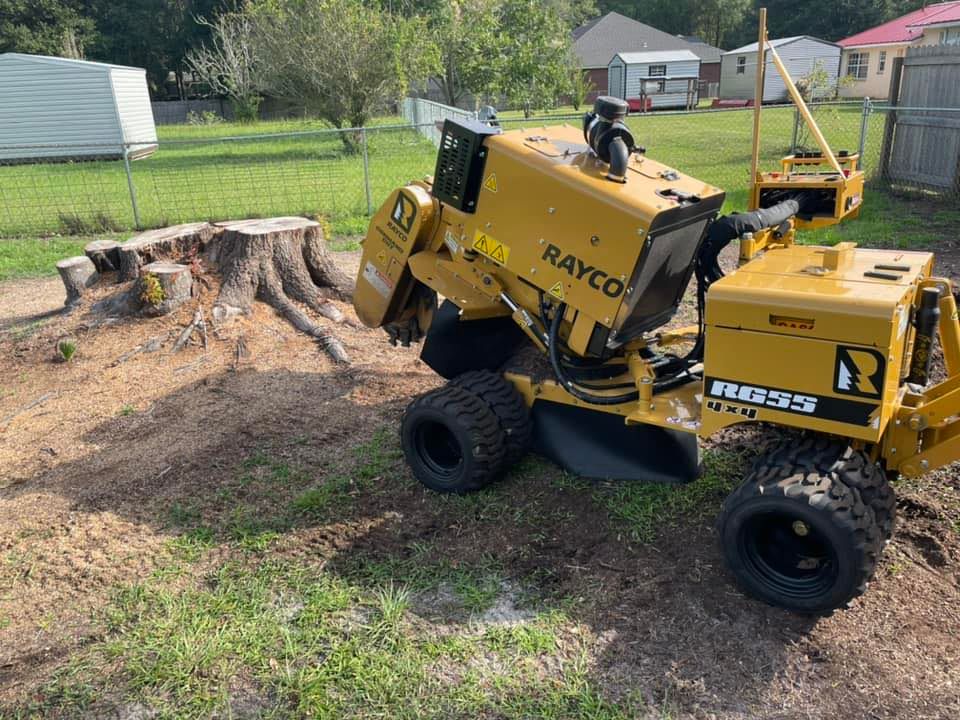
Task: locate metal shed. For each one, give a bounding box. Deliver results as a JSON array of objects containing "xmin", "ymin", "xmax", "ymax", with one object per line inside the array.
[
  {"xmin": 0, "ymin": 53, "xmax": 158, "ymax": 162},
  {"xmin": 719, "ymin": 36, "xmax": 841, "ymax": 103},
  {"xmin": 607, "ymin": 50, "xmax": 701, "ymax": 110}
]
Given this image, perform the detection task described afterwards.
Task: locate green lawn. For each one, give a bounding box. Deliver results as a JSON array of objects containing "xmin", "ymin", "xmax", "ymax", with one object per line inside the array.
[
  {"xmin": 0, "ymin": 235, "xmax": 102, "ymax": 282},
  {"xmin": 0, "ymin": 104, "xmax": 879, "ymax": 241},
  {"xmin": 0, "ymin": 103, "xmax": 951, "ymax": 280}
]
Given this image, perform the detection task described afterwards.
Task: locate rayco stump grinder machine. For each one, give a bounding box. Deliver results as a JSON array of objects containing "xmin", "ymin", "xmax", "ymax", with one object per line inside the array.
[{"xmin": 352, "ymin": 12, "xmax": 960, "ymax": 613}]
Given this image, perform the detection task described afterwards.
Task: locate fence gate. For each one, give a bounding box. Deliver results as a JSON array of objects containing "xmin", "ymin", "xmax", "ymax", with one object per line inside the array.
[{"xmin": 884, "ymin": 45, "xmax": 960, "ymax": 191}]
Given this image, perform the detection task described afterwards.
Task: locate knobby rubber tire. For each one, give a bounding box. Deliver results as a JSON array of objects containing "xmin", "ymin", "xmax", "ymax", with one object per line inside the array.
[
  {"xmin": 400, "ymin": 384, "xmax": 507, "ymax": 493},
  {"xmin": 757, "ymin": 433, "xmax": 896, "ymax": 543},
  {"xmin": 450, "ymin": 370, "xmax": 533, "ymax": 466},
  {"xmin": 719, "ymin": 435, "xmax": 884, "ymax": 614}
]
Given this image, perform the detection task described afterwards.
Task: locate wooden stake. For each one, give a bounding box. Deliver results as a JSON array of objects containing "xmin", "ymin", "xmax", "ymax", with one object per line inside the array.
[{"xmin": 749, "ymin": 7, "xmax": 767, "ymax": 196}]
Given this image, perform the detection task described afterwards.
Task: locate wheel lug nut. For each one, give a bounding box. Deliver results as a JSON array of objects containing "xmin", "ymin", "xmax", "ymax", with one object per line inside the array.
[{"xmin": 792, "ymin": 520, "xmax": 810, "ymax": 537}]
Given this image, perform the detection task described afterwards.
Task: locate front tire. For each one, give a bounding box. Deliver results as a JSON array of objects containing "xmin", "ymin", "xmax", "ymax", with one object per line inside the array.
[
  {"xmin": 450, "ymin": 370, "xmax": 532, "ymax": 466},
  {"xmin": 718, "ymin": 437, "xmax": 882, "ymax": 614},
  {"xmin": 401, "ymin": 384, "xmax": 507, "ymax": 493}
]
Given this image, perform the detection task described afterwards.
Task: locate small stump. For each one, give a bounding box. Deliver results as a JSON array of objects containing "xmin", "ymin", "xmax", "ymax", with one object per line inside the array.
[
  {"xmin": 84, "ymin": 239, "xmax": 121, "ymax": 273},
  {"xmin": 56, "ymin": 256, "xmax": 98, "ymax": 307},
  {"xmin": 139, "ymin": 262, "xmax": 192, "ymax": 316}
]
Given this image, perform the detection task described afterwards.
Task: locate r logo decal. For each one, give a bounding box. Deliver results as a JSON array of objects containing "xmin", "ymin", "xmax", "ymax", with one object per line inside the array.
[
  {"xmin": 834, "ymin": 346, "xmax": 885, "ymax": 399},
  {"xmin": 391, "ymin": 192, "xmax": 416, "ymax": 234}
]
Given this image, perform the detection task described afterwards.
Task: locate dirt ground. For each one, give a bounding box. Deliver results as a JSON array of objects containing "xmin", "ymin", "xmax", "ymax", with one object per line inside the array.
[{"xmin": 1, "ymin": 246, "xmax": 959, "ymax": 718}]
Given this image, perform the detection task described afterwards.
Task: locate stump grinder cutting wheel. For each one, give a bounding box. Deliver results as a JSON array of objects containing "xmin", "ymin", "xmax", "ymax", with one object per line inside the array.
[{"xmin": 352, "ymin": 10, "xmax": 960, "ymax": 614}]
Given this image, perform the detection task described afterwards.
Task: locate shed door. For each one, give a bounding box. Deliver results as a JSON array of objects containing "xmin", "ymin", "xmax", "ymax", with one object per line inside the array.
[{"xmin": 608, "ymin": 63, "xmax": 624, "ymax": 98}]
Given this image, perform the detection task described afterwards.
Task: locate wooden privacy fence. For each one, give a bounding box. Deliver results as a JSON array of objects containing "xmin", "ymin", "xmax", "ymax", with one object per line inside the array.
[{"xmin": 880, "ymin": 45, "xmax": 960, "ymax": 193}]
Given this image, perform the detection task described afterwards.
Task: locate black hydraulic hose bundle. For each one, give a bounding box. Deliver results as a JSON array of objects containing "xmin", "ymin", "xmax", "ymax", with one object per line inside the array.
[
  {"xmin": 688, "ymin": 198, "xmax": 801, "ymax": 362},
  {"xmin": 545, "ymin": 302, "xmax": 700, "ymax": 406},
  {"xmin": 548, "ymin": 302, "xmax": 642, "ymax": 405}
]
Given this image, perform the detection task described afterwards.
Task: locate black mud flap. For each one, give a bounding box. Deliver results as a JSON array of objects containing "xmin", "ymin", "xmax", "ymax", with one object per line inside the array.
[
  {"xmin": 420, "ymin": 300, "xmax": 525, "ymax": 380},
  {"xmin": 531, "ymin": 400, "xmax": 701, "ymax": 483}
]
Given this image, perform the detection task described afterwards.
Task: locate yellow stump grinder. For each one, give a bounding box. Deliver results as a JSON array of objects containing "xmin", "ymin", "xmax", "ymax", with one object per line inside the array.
[{"xmin": 352, "ymin": 19, "xmax": 960, "ymax": 613}]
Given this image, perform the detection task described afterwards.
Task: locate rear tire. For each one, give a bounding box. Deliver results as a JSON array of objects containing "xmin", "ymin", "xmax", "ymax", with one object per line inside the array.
[
  {"xmin": 450, "ymin": 370, "xmax": 532, "ymax": 466},
  {"xmin": 718, "ymin": 437, "xmax": 882, "ymax": 614},
  {"xmin": 400, "ymin": 384, "xmax": 506, "ymax": 493}
]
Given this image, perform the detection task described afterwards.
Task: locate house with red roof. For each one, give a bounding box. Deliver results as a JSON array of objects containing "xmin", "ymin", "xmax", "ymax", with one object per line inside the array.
[{"xmin": 838, "ymin": 1, "xmax": 960, "ymax": 98}]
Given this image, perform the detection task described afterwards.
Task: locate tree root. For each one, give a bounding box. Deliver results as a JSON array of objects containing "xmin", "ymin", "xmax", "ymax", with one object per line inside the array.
[{"xmin": 214, "ymin": 217, "xmax": 353, "ymax": 363}]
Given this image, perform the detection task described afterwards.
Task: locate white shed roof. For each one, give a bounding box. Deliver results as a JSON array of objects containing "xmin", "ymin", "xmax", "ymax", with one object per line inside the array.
[
  {"xmin": 0, "ymin": 52, "xmax": 145, "ymax": 73},
  {"xmin": 613, "ymin": 50, "xmax": 700, "ymax": 65},
  {"xmin": 724, "ymin": 36, "xmax": 840, "ymax": 55}
]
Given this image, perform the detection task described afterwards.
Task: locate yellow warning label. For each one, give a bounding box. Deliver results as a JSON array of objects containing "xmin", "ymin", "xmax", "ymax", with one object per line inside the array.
[
  {"xmin": 472, "ymin": 229, "xmax": 510, "ymax": 265},
  {"xmin": 484, "ymin": 173, "xmax": 498, "ymax": 193},
  {"xmin": 376, "ymin": 250, "xmax": 387, "ymax": 264},
  {"xmin": 549, "ymin": 282, "xmax": 565, "ymax": 300}
]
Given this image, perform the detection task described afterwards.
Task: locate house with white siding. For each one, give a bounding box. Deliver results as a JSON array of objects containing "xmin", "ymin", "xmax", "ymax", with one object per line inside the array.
[
  {"xmin": 607, "ymin": 50, "xmax": 701, "ymax": 109},
  {"xmin": 719, "ymin": 36, "xmax": 841, "ymax": 103},
  {"xmin": 0, "ymin": 53, "xmax": 157, "ymax": 162}
]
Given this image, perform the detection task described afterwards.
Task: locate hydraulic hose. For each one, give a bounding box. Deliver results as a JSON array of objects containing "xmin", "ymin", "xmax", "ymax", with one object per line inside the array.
[
  {"xmin": 547, "ymin": 303, "xmax": 697, "ymax": 405},
  {"xmin": 549, "ymin": 303, "xmax": 641, "ymax": 405},
  {"xmin": 688, "ymin": 198, "xmax": 802, "ymax": 361}
]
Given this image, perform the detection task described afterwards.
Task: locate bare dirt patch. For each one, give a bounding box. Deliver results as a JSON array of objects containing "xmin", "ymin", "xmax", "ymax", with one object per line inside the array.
[{"xmin": 1, "ymin": 246, "xmax": 958, "ymax": 718}]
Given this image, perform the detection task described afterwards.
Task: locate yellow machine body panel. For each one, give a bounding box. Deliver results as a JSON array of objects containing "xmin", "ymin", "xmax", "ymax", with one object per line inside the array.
[
  {"xmin": 354, "ymin": 184, "xmax": 437, "ymax": 328},
  {"xmin": 432, "ymin": 124, "xmax": 725, "ymax": 355},
  {"xmin": 702, "ymin": 244, "xmax": 934, "ymax": 441}
]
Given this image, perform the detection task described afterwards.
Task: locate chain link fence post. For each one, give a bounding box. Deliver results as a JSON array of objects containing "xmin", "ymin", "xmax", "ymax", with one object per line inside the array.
[
  {"xmin": 361, "ymin": 127, "xmax": 373, "ymax": 216},
  {"xmin": 791, "ymin": 105, "xmax": 801, "ymax": 154},
  {"xmin": 858, "ymin": 97, "xmax": 872, "ymax": 172},
  {"xmin": 122, "ymin": 144, "xmax": 142, "ymax": 229}
]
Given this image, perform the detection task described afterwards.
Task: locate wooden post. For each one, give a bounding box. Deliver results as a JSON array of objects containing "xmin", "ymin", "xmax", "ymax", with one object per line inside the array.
[
  {"xmin": 749, "ymin": 7, "xmax": 767, "ymax": 201},
  {"xmin": 878, "ymin": 56, "xmax": 904, "ymax": 183}
]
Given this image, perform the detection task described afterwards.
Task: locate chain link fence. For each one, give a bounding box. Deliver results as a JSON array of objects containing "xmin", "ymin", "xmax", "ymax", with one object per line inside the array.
[{"xmin": 1, "ymin": 97, "xmax": 951, "ymax": 241}]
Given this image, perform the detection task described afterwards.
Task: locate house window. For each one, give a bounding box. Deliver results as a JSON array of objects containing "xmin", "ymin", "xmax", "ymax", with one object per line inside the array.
[
  {"xmin": 736, "ymin": 56, "xmax": 746, "ymax": 74},
  {"xmin": 846, "ymin": 52, "xmax": 869, "ymax": 80},
  {"xmin": 878, "ymin": 50, "xmax": 886, "ymax": 74},
  {"xmin": 941, "ymin": 28, "xmax": 960, "ymax": 45},
  {"xmin": 648, "ymin": 64, "xmax": 667, "ymax": 92}
]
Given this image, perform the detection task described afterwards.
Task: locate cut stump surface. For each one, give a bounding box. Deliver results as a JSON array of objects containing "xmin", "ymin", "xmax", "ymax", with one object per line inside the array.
[{"xmin": 139, "ymin": 262, "xmax": 192, "ymax": 316}]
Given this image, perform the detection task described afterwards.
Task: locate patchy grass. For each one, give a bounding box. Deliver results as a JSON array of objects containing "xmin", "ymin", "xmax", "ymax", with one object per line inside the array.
[
  {"xmin": 4, "ymin": 421, "xmax": 743, "ymax": 717},
  {"xmin": 593, "ymin": 450, "xmax": 747, "ymax": 543},
  {"xmin": 17, "ymin": 555, "xmax": 645, "ymax": 719}
]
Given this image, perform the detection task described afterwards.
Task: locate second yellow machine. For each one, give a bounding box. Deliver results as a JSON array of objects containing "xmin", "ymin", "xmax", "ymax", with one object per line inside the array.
[{"xmin": 353, "ymin": 57, "xmax": 960, "ymax": 614}]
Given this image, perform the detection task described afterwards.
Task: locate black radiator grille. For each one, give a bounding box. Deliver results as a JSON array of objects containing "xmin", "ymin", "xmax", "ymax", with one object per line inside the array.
[{"xmin": 432, "ymin": 119, "xmax": 499, "ymax": 213}]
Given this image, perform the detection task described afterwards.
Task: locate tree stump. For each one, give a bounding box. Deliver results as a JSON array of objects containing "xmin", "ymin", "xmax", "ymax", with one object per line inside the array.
[
  {"xmin": 139, "ymin": 262, "xmax": 193, "ymax": 316},
  {"xmin": 214, "ymin": 217, "xmax": 352, "ymax": 362},
  {"xmin": 118, "ymin": 222, "xmax": 218, "ymax": 282},
  {"xmin": 84, "ymin": 239, "xmax": 121, "ymax": 273},
  {"xmin": 56, "ymin": 256, "xmax": 99, "ymax": 307}
]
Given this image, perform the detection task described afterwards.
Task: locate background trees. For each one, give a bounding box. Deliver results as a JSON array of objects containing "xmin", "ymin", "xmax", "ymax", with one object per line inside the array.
[
  {"xmin": 251, "ymin": 0, "xmax": 438, "ymax": 135},
  {"xmin": 186, "ymin": 13, "xmax": 262, "ymax": 122},
  {"xmin": 0, "ymin": 0, "xmax": 96, "ymax": 57},
  {"xmin": 0, "ymin": 0, "xmax": 937, "ymax": 119}
]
